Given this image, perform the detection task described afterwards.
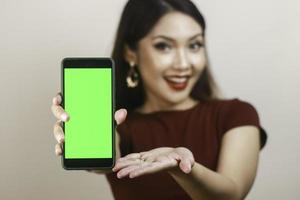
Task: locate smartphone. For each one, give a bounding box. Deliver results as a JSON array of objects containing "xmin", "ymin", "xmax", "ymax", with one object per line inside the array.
[{"xmin": 61, "ymin": 58, "xmax": 115, "ymax": 170}]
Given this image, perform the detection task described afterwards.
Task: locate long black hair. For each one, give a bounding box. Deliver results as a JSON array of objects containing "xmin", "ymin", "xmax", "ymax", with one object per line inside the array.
[{"xmin": 112, "ymin": 0, "xmax": 220, "ymax": 111}]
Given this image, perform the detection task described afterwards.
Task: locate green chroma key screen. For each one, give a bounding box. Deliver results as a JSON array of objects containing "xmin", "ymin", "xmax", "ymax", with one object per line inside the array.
[{"xmin": 64, "ymin": 68, "xmax": 112, "ymax": 159}]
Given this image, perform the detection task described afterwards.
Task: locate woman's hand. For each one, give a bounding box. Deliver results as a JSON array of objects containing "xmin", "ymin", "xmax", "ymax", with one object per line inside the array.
[
  {"xmin": 112, "ymin": 147, "xmax": 195, "ymax": 179},
  {"xmin": 51, "ymin": 93, "xmax": 69, "ymax": 155},
  {"xmin": 51, "ymin": 92, "xmax": 127, "ymax": 174}
]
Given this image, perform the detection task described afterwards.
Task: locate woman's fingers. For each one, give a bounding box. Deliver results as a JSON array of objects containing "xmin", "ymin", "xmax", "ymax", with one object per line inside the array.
[
  {"xmin": 129, "ymin": 159, "xmax": 174, "ymax": 178},
  {"xmin": 53, "ymin": 120, "xmax": 64, "ymax": 144},
  {"xmin": 112, "ymin": 153, "xmax": 141, "ymax": 172},
  {"xmin": 54, "ymin": 120, "xmax": 64, "ymax": 156},
  {"xmin": 114, "ymin": 109, "xmax": 127, "ymax": 125},
  {"xmin": 117, "ymin": 153, "xmax": 141, "ymax": 162},
  {"xmin": 175, "ymin": 147, "xmax": 195, "ymax": 173},
  {"xmin": 116, "ymin": 165, "xmax": 141, "ymax": 178},
  {"xmin": 113, "ymin": 148, "xmax": 196, "ymax": 179},
  {"xmin": 179, "ymin": 158, "xmax": 192, "ymax": 174},
  {"xmin": 114, "ymin": 154, "xmax": 178, "ymax": 178},
  {"xmin": 128, "ymin": 162, "xmax": 159, "ymax": 178},
  {"xmin": 55, "ymin": 143, "xmax": 62, "ymax": 156},
  {"xmin": 112, "ymin": 158, "xmax": 143, "ymax": 172},
  {"xmin": 52, "ymin": 93, "xmax": 62, "ymax": 105},
  {"xmin": 51, "ymin": 93, "xmax": 69, "ymax": 121},
  {"xmin": 52, "ymin": 93, "xmax": 65, "ymax": 156},
  {"xmin": 51, "ymin": 104, "xmax": 69, "ymax": 121}
]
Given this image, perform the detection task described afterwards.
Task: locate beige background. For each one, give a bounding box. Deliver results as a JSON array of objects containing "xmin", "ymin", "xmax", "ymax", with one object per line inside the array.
[{"xmin": 0, "ymin": 0, "xmax": 299, "ymax": 199}]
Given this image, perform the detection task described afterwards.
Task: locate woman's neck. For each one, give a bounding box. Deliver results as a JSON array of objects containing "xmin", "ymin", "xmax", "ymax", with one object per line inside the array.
[{"xmin": 136, "ymin": 97, "xmax": 199, "ymax": 114}]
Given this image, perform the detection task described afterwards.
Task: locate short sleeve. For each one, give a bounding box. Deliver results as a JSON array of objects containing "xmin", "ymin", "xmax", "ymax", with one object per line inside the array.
[{"xmin": 218, "ymin": 98, "xmax": 267, "ymax": 149}]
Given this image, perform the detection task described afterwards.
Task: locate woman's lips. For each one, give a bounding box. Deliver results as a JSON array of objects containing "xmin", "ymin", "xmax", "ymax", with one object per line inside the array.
[{"xmin": 164, "ymin": 76, "xmax": 190, "ymax": 91}]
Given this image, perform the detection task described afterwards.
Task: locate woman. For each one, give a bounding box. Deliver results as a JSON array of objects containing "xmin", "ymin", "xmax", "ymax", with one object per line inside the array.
[{"xmin": 51, "ymin": 0, "xmax": 267, "ymax": 199}]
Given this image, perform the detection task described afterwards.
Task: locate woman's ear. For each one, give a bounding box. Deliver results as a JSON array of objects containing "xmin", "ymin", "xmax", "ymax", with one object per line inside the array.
[{"xmin": 124, "ymin": 45, "xmax": 138, "ymax": 64}]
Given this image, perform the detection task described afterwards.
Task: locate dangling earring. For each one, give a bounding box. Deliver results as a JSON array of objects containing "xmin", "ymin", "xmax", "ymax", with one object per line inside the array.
[{"xmin": 126, "ymin": 61, "xmax": 139, "ymax": 88}]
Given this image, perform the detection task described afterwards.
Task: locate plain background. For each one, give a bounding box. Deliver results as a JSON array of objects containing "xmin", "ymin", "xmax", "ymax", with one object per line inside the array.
[{"xmin": 1, "ymin": 0, "xmax": 299, "ymax": 199}]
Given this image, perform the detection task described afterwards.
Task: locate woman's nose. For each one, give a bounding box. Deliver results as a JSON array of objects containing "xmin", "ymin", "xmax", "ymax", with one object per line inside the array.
[{"xmin": 173, "ymin": 49, "xmax": 190, "ymax": 70}]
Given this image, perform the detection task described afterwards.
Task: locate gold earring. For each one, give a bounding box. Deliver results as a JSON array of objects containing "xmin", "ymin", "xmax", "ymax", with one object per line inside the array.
[{"xmin": 126, "ymin": 61, "xmax": 139, "ymax": 88}]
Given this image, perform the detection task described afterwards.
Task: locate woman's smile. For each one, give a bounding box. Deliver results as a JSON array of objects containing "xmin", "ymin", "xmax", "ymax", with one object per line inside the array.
[{"xmin": 163, "ymin": 75, "xmax": 191, "ymax": 91}]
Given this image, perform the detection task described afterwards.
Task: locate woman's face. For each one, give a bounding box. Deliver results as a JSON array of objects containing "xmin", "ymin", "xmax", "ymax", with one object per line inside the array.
[{"xmin": 129, "ymin": 12, "xmax": 206, "ymax": 108}]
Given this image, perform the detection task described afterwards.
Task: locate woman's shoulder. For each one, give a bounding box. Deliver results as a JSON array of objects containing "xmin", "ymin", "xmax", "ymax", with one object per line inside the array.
[
  {"xmin": 201, "ymin": 98, "xmax": 260, "ymax": 121},
  {"xmin": 207, "ymin": 98, "xmax": 257, "ymax": 110},
  {"xmin": 214, "ymin": 98, "xmax": 267, "ymax": 149}
]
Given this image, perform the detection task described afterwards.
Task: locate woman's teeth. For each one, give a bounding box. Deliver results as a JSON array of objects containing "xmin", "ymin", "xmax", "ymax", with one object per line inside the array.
[
  {"xmin": 164, "ymin": 76, "xmax": 190, "ymax": 91},
  {"xmin": 165, "ymin": 76, "xmax": 188, "ymax": 83}
]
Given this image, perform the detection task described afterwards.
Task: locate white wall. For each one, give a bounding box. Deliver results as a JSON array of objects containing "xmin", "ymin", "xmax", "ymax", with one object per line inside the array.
[{"xmin": 0, "ymin": 0, "xmax": 299, "ymax": 199}]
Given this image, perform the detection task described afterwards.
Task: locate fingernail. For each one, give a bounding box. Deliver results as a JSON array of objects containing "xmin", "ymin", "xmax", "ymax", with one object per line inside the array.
[
  {"xmin": 61, "ymin": 113, "xmax": 68, "ymax": 121},
  {"xmin": 118, "ymin": 109, "xmax": 126, "ymax": 119},
  {"xmin": 185, "ymin": 166, "xmax": 191, "ymax": 173}
]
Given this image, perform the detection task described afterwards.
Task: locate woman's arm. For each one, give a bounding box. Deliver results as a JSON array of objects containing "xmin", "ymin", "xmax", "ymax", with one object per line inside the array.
[{"xmin": 168, "ymin": 126, "xmax": 260, "ymax": 200}]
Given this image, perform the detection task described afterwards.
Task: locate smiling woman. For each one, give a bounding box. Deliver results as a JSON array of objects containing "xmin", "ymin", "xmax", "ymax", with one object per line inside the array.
[
  {"xmin": 120, "ymin": 14, "xmax": 203, "ymax": 114},
  {"xmin": 126, "ymin": 12, "xmax": 206, "ymax": 112},
  {"xmin": 51, "ymin": 0, "xmax": 268, "ymax": 200},
  {"xmin": 113, "ymin": 0, "xmax": 219, "ymax": 113}
]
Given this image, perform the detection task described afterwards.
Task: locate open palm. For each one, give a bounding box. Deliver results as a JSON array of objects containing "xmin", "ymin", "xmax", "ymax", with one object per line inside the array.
[{"xmin": 112, "ymin": 147, "xmax": 195, "ymax": 178}]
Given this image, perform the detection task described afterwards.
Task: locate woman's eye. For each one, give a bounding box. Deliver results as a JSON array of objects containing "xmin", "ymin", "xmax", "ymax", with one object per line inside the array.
[
  {"xmin": 153, "ymin": 42, "xmax": 171, "ymax": 52},
  {"xmin": 189, "ymin": 42, "xmax": 203, "ymax": 51}
]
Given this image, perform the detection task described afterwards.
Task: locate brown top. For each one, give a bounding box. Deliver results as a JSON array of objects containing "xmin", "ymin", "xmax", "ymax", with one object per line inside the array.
[{"xmin": 106, "ymin": 98, "xmax": 267, "ymax": 200}]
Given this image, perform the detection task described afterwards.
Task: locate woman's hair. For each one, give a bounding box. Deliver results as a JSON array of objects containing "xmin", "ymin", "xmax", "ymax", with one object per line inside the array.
[{"xmin": 112, "ymin": 0, "xmax": 220, "ymax": 111}]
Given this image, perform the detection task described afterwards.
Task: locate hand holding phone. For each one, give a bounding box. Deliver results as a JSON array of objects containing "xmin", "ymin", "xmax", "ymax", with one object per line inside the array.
[
  {"xmin": 51, "ymin": 58, "xmax": 125, "ymax": 170},
  {"xmin": 51, "ymin": 95, "xmax": 126, "ymax": 172}
]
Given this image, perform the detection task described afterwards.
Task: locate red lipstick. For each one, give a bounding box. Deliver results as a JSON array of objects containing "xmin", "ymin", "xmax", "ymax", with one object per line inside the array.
[{"xmin": 164, "ymin": 76, "xmax": 189, "ymax": 91}]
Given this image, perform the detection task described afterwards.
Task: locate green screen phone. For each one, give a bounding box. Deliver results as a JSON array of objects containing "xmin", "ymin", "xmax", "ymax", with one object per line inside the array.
[{"xmin": 61, "ymin": 58, "xmax": 115, "ymax": 169}]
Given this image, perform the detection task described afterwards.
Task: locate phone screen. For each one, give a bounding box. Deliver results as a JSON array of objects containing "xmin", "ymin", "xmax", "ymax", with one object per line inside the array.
[{"xmin": 64, "ymin": 68, "xmax": 112, "ymax": 159}]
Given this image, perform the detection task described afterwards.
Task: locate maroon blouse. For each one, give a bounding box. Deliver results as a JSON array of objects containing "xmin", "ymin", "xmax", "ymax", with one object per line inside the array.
[{"xmin": 105, "ymin": 98, "xmax": 267, "ymax": 200}]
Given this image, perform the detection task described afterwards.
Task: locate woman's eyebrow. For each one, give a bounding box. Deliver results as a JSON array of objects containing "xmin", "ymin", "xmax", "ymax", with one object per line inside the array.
[
  {"xmin": 189, "ymin": 33, "xmax": 204, "ymax": 40},
  {"xmin": 152, "ymin": 33, "xmax": 203, "ymax": 41}
]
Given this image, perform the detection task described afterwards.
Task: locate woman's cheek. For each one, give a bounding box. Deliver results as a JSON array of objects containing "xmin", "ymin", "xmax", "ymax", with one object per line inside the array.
[
  {"xmin": 194, "ymin": 53, "xmax": 206, "ymax": 68},
  {"xmin": 152, "ymin": 52, "xmax": 175, "ymax": 70}
]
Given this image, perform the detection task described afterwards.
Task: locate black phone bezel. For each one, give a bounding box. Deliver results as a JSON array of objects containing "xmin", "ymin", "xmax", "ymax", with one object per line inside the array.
[{"xmin": 61, "ymin": 57, "xmax": 115, "ymax": 170}]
